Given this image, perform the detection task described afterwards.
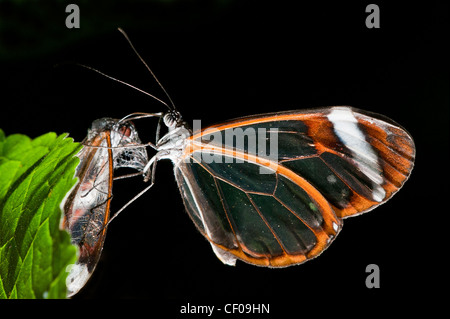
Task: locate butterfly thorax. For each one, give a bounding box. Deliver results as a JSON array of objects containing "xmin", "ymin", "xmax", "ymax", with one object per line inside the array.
[{"xmin": 154, "ymin": 123, "xmax": 192, "ymax": 163}]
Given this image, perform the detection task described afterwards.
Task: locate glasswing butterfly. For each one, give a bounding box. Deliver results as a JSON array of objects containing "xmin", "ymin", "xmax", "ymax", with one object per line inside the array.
[
  {"xmin": 64, "ymin": 28, "xmax": 415, "ymax": 294},
  {"xmin": 62, "ymin": 117, "xmax": 147, "ymax": 296},
  {"xmin": 139, "ymin": 106, "xmax": 415, "ymax": 267}
]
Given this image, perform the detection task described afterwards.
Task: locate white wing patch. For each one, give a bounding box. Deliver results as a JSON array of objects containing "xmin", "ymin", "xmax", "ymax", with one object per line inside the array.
[
  {"xmin": 66, "ymin": 263, "xmax": 90, "ymax": 297},
  {"xmin": 327, "ymin": 107, "xmax": 386, "ymax": 202}
]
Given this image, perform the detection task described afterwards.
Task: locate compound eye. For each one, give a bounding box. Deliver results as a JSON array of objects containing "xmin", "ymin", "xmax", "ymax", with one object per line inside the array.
[
  {"xmin": 163, "ymin": 113, "xmax": 177, "ymax": 128},
  {"xmin": 118, "ymin": 125, "xmax": 132, "ymax": 137}
]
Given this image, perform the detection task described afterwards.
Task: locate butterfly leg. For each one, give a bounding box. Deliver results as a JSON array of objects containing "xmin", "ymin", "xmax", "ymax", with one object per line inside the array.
[
  {"xmin": 102, "ymin": 181, "xmax": 155, "ymax": 227},
  {"xmin": 155, "ymin": 115, "xmax": 163, "ymax": 146},
  {"xmin": 143, "ymin": 151, "xmax": 167, "ymax": 183}
]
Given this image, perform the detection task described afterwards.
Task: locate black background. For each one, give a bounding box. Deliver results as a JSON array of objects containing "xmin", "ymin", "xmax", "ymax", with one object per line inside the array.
[{"xmin": 1, "ymin": 0, "xmax": 448, "ymax": 314}]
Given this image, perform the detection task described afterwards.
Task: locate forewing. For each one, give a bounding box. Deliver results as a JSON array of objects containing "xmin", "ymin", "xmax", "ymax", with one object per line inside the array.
[
  {"xmin": 63, "ymin": 132, "xmax": 113, "ymax": 296},
  {"xmin": 192, "ymin": 106, "xmax": 415, "ymax": 218}
]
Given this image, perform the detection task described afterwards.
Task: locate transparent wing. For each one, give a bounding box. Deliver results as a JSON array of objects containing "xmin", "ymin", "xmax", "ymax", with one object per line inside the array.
[
  {"xmin": 175, "ymin": 154, "xmax": 341, "ymax": 267},
  {"xmin": 192, "ymin": 107, "xmax": 415, "ymax": 218},
  {"xmin": 63, "ymin": 132, "xmax": 113, "ymax": 296},
  {"xmin": 175, "ymin": 107, "xmax": 415, "ymax": 267}
]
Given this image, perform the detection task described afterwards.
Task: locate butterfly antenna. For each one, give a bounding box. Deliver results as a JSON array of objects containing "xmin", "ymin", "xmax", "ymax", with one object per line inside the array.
[
  {"xmin": 117, "ymin": 27, "xmax": 177, "ymax": 113},
  {"xmin": 75, "ymin": 63, "xmax": 170, "ymax": 109}
]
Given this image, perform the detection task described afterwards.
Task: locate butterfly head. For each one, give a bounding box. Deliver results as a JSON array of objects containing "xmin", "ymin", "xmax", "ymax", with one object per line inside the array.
[{"xmin": 163, "ymin": 110, "xmax": 183, "ymax": 130}]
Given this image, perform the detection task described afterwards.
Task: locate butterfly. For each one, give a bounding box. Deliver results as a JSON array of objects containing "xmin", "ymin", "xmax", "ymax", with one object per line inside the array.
[
  {"xmin": 65, "ymin": 29, "xmax": 415, "ymax": 293},
  {"xmin": 137, "ymin": 105, "xmax": 415, "ymax": 267},
  {"xmin": 62, "ymin": 117, "xmax": 148, "ymax": 296},
  {"xmin": 111, "ymin": 30, "xmax": 415, "ymax": 267}
]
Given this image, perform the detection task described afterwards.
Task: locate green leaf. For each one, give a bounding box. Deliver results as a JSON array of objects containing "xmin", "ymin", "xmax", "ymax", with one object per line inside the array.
[{"xmin": 0, "ymin": 130, "xmax": 81, "ymax": 299}]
